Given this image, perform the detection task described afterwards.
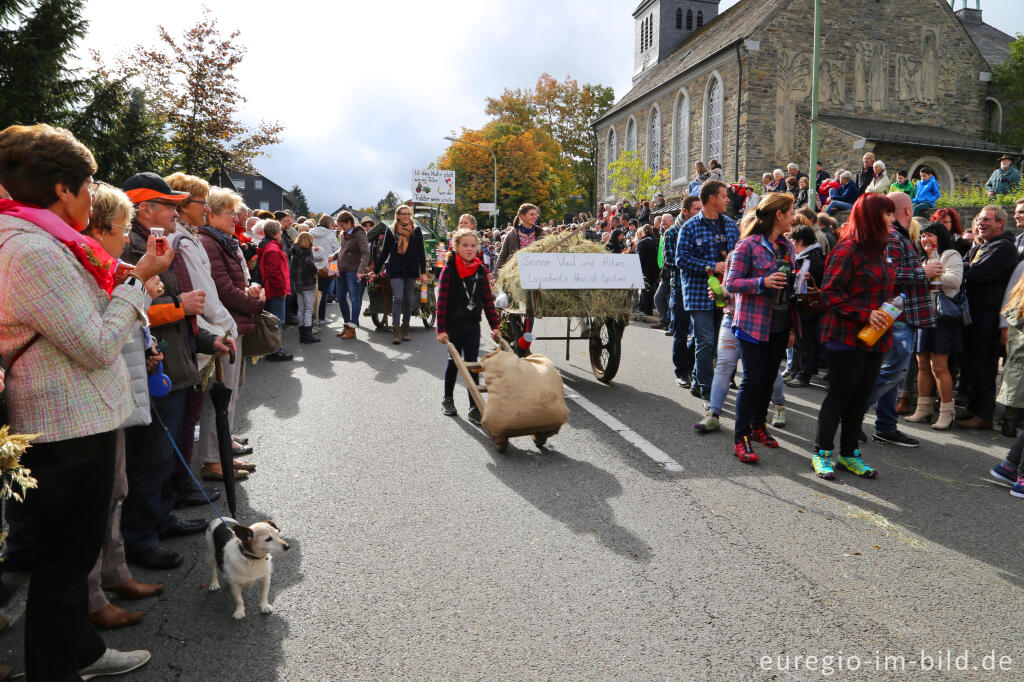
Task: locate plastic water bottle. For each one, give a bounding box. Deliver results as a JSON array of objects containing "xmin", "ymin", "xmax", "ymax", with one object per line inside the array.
[
  {"xmin": 857, "ymin": 293, "xmax": 905, "ymax": 347},
  {"xmin": 706, "ymin": 266, "xmax": 726, "ymax": 308}
]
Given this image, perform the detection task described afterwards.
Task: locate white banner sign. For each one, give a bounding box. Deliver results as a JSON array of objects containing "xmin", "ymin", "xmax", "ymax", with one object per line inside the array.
[
  {"xmin": 478, "ymin": 202, "xmax": 495, "ymax": 213},
  {"xmin": 517, "ymin": 253, "xmax": 644, "ymax": 290},
  {"xmin": 412, "ymin": 169, "xmax": 455, "ymax": 204}
]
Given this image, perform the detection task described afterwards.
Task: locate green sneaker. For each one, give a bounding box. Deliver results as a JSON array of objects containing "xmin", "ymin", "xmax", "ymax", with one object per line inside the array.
[
  {"xmin": 836, "ymin": 450, "xmax": 877, "ymax": 478},
  {"xmin": 771, "ymin": 405, "xmax": 787, "ymax": 428},
  {"xmin": 811, "ymin": 450, "xmax": 835, "ymax": 480},
  {"xmin": 694, "ymin": 412, "xmax": 720, "ymax": 434}
]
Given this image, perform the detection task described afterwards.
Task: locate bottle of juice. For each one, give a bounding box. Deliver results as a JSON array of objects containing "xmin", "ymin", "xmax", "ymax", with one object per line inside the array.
[
  {"xmin": 420, "ymin": 283, "xmax": 428, "ymax": 303},
  {"xmin": 857, "ymin": 293, "xmax": 906, "ymax": 347},
  {"xmin": 706, "ymin": 266, "xmax": 727, "ymax": 308}
]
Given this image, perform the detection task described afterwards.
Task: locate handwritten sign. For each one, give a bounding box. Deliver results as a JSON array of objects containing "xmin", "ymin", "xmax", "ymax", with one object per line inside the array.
[
  {"xmin": 412, "ymin": 169, "xmax": 455, "ymax": 204},
  {"xmin": 517, "ymin": 253, "xmax": 644, "ymax": 290}
]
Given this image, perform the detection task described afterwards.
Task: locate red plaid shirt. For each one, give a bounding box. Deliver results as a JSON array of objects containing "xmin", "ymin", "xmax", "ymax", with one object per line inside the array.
[
  {"xmin": 819, "ymin": 240, "xmax": 896, "ymax": 351},
  {"xmin": 436, "ymin": 261, "xmax": 499, "ymax": 335}
]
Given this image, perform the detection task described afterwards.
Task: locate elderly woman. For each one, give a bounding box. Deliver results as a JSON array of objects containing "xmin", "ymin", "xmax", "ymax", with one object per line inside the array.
[
  {"xmin": 0, "ymin": 124, "xmax": 174, "ymax": 679},
  {"xmin": 864, "ymin": 160, "xmax": 891, "ymax": 195}
]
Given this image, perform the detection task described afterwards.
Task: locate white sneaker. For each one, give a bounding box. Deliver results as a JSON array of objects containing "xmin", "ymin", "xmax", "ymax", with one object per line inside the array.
[{"xmin": 80, "ymin": 648, "xmax": 152, "ymax": 680}]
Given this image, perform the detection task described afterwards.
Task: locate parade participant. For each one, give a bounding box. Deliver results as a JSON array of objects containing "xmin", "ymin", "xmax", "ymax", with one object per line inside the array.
[
  {"xmin": 374, "ymin": 205, "xmax": 427, "ymax": 344},
  {"xmin": 812, "ymin": 193, "xmax": 897, "ymax": 480},
  {"xmin": 436, "ymin": 228, "xmax": 501, "ymax": 423},
  {"xmin": 724, "ymin": 193, "xmax": 798, "ymax": 463},
  {"xmin": 986, "ymin": 155, "xmax": 1020, "ymax": 199},
  {"xmin": 495, "ymin": 202, "xmax": 544, "ymax": 274},
  {"xmin": 259, "ymin": 220, "xmax": 293, "ymax": 361},
  {"xmin": 332, "ymin": 210, "xmax": 370, "ymax": 339},
  {"xmin": 665, "ymin": 199, "xmax": 701, "ymax": 386},
  {"xmin": 784, "ymin": 225, "xmax": 826, "ymax": 388}
]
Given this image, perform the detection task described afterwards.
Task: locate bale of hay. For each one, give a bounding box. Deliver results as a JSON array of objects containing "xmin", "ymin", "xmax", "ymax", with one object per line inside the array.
[{"xmin": 496, "ymin": 227, "xmax": 633, "ymax": 319}]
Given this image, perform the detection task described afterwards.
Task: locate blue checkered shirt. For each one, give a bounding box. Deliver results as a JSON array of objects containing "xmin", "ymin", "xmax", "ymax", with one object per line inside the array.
[{"xmin": 675, "ymin": 212, "xmax": 739, "ymax": 311}]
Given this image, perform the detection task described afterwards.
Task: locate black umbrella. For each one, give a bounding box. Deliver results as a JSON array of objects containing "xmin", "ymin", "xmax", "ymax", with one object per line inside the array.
[{"xmin": 209, "ymin": 354, "xmax": 238, "ymax": 517}]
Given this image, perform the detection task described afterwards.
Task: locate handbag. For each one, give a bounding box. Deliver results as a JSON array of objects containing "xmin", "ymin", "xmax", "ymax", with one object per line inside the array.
[
  {"xmin": 795, "ymin": 272, "xmax": 822, "ymax": 315},
  {"xmin": 242, "ymin": 311, "xmax": 281, "ymax": 358},
  {"xmin": 936, "ymin": 288, "xmax": 972, "ymax": 326}
]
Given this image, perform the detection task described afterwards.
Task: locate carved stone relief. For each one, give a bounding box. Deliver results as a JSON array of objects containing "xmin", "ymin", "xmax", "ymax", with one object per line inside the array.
[
  {"xmin": 896, "ymin": 27, "xmax": 939, "ymax": 105},
  {"xmin": 855, "ymin": 41, "xmax": 887, "ymax": 112},
  {"xmin": 820, "ymin": 59, "xmax": 844, "ymax": 105},
  {"xmin": 775, "ymin": 48, "xmax": 812, "ymax": 158}
]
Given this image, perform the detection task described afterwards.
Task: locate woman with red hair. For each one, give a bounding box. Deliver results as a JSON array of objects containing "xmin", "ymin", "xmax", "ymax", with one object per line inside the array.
[
  {"xmin": 930, "ymin": 208, "xmax": 971, "ymax": 256},
  {"xmin": 812, "ymin": 194, "xmax": 897, "ymax": 481}
]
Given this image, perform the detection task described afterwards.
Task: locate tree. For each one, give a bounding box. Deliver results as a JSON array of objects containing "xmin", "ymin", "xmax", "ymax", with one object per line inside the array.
[
  {"xmin": 290, "ymin": 185, "xmax": 310, "ymax": 217},
  {"xmin": 992, "ymin": 34, "xmax": 1024, "ymax": 148},
  {"xmin": 607, "ymin": 151, "xmax": 669, "ymax": 203},
  {"xmin": 0, "ymin": 0, "xmax": 89, "ymax": 128},
  {"xmin": 120, "ymin": 9, "xmax": 283, "ymax": 178},
  {"xmin": 375, "ymin": 190, "xmax": 403, "ymax": 219}
]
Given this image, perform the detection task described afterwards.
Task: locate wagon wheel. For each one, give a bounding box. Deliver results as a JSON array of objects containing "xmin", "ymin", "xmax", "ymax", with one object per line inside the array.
[
  {"xmin": 369, "ymin": 287, "xmax": 391, "ymax": 330},
  {"xmin": 500, "ymin": 313, "xmax": 529, "ymax": 358},
  {"xmin": 493, "ymin": 435, "xmax": 509, "ymax": 453},
  {"xmin": 420, "ymin": 286, "xmax": 437, "ymax": 328},
  {"xmin": 589, "ymin": 317, "xmax": 622, "ymax": 384}
]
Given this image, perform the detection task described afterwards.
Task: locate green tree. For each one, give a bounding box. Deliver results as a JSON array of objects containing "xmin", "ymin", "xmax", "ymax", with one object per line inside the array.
[
  {"xmin": 290, "ymin": 185, "xmax": 310, "ymax": 217},
  {"xmin": 375, "ymin": 190, "xmax": 403, "ymax": 218},
  {"xmin": 121, "ymin": 9, "xmax": 283, "ymax": 178},
  {"xmin": 0, "ymin": 0, "xmax": 89, "ymax": 128},
  {"xmin": 992, "ymin": 34, "xmax": 1024, "ymax": 147},
  {"xmin": 607, "ymin": 151, "xmax": 669, "ymax": 202}
]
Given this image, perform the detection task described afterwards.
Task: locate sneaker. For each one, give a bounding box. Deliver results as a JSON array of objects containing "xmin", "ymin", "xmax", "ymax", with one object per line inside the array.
[
  {"xmin": 811, "ymin": 450, "xmax": 835, "ymax": 480},
  {"xmin": 771, "ymin": 406, "xmax": 787, "ymax": 429},
  {"xmin": 467, "ymin": 405, "xmax": 482, "ymax": 425},
  {"xmin": 690, "ymin": 384, "xmax": 701, "ymax": 399},
  {"xmin": 990, "ymin": 461, "xmax": 1018, "ymax": 485},
  {"xmin": 733, "ymin": 436, "xmax": 758, "ymax": 463},
  {"xmin": 836, "ymin": 450, "xmax": 877, "ymax": 478},
  {"xmin": 751, "ymin": 425, "xmax": 779, "ymax": 448},
  {"xmin": 80, "ymin": 648, "xmax": 151, "ymax": 680},
  {"xmin": 1011, "ymin": 477, "xmax": 1024, "ymax": 499},
  {"xmin": 675, "ymin": 376, "xmax": 691, "ymax": 389},
  {"xmin": 784, "ymin": 376, "xmax": 810, "ymax": 388},
  {"xmin": 694, "ymin": 412, "xmax": 720, "ymax": 433},
  {"xmin": 871, "ymin": 430, "xmax": 919, "ymax": 448},
  {"xmin": 441, "ymin": 397, "xmax": 457, "ymax": 417}
]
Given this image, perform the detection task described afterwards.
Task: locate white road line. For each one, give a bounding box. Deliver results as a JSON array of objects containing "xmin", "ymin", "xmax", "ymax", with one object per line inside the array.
[{"xmin": 563, "ymin": 388, "xmax": 684, "ymax": 473}]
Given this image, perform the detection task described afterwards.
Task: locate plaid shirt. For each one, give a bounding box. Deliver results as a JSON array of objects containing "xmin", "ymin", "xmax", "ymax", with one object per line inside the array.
[
  {"xmin": 436, "ymin": 261, "xmax": 499, "ymax": 335},
  {"xmin": 726, "ymin": 235, "xmax": 799, "ymax": 343},
  {"xmin": 888, "ymin": 226, "xmax": 935, "ymax": 329},
  {"xmin": 675, "ymin": 211, "xmax": 739, "ymax": 311},
  {"xmin": 819, "ymin": 240, "xmax": 896, "ymax": 352}
]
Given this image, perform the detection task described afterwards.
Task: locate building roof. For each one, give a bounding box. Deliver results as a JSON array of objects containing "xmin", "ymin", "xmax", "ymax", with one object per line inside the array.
[
  {"xmin": 595, "ymin": 0, "xmax": 788, "ymax": 126},
  {"xmin": 956, "ymin": 8, "xmax": 1014, "ymax": 67},
  {"xmin": 819, "ymin": 114, "xmax": 1016, "ymax": 155}
]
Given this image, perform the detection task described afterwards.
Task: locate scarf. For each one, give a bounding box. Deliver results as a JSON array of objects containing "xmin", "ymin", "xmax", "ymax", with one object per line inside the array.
[
  {"xmin": 395, "ymin": 222, "xmax": 414, "ymax": 255},
  {"xmin": 455, "ymin": 255, "xmax": 482, "ymax": 279},
  {"xmin": 0, "ymin": 199, "xmax": 116, "ymax": 297}
]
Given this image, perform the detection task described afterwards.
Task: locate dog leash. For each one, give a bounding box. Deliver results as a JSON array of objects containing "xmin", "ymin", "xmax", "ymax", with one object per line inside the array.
[{"xmin": 152, "ymin": 407, "xmax": 231, "ymax": 529}]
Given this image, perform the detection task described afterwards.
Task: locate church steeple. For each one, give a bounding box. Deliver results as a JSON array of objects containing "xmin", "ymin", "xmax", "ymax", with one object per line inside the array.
[{"xmin": 633, "ymin": 1, "xmax": 721, "ymax": 82}]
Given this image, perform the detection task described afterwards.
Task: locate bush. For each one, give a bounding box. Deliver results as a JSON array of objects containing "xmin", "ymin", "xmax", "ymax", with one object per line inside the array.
[{"xmin": 935, "ymin": 184, "xmax": 1024, "ymax": 208}]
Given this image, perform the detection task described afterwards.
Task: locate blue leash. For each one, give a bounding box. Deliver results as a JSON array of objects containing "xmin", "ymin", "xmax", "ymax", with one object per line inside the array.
[{"xmin": 151, "ymin": 407, "xmax": 231, "ymax": 528}]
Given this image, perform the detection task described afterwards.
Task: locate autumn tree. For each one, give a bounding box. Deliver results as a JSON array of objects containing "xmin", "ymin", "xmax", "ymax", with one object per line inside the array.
[
  {"xmin": 120, "ymin": 9, "xmax": 283, "ymax": 178},
  {"xmin": 607, "ymin": 151, "xmax": 669, "ymax": 203}
]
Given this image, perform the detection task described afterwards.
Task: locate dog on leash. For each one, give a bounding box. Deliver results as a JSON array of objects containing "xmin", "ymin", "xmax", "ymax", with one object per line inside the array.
[{"xmin": 206, "ymin": 517, "xmax": 289, "ymax": 620}]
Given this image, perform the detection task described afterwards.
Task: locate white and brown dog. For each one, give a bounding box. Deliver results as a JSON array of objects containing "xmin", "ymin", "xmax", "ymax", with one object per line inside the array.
[{"xmin": 206, "ymin": 517, "xmax": 289, "ymax": 620}]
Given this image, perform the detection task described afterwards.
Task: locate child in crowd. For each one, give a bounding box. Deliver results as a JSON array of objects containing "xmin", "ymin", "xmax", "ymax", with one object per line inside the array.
[
  {"xmin": 436, "ymin": 228, "xmax": 501, "ymax": 424},
  {"xmin": 290, "ymin": 231, "xmax": 320, "ymax": 344}
]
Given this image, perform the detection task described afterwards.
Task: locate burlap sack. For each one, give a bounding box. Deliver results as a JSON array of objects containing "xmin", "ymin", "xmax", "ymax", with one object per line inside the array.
[{"xmin": 480, "ymin": 350, "xmax": 569, "ymax": 437}]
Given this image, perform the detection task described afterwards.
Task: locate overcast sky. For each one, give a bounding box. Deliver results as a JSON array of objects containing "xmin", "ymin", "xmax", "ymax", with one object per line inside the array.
[{"xmin": 78, "ymin": 0, "xmax": 1022, "ymax": 212}]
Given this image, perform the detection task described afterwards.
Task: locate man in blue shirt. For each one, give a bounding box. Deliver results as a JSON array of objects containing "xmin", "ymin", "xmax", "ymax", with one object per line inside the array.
[
  {"xmin": 676, "ymin": 180, "xmax": 739, "ymax": 403},
  {"xmin": 664, "ymin": 196, "xmax": 703, "ymax": 386}
]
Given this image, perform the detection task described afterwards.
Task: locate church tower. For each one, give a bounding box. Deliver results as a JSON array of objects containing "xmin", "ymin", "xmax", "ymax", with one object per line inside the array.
[{"xmin": 633, "ymin": 0, "xmax": 720, "ymax": 82}]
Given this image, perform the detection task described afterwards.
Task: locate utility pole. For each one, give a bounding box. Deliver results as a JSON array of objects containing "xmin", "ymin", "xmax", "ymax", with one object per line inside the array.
[{"xmin": 808, "ymin": 0, "xmax": 821, "ymax": 188}]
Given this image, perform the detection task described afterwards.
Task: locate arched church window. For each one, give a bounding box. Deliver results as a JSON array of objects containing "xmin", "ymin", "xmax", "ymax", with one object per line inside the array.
[
  {"xmin": 607, "ymin": 128, "xmax": 618, "ymax": 196},
  {"xmin": 704, "ymin": 76, "xmax": 723, "ymax": 164},
  {"xmin": 648, "ymin": 106, "xmax": 661, "ymax": 171},
  {"xmin": 672, "ymin": 90, "xmax": 689, "ymax": 182},
  {"xmin": 626, "ymin": 117, "xmax": 638, "ymax": 154},
  {"xmin": 676, "ymin": 8, "xmax": 683, "ymax": 30},
  {"xmin": 696, "ymin": 11, "xmax": 704, "ymax": 28},
  {"xmin": 686, "ymin": 9, "xmax": 693, "ymax": 31}
]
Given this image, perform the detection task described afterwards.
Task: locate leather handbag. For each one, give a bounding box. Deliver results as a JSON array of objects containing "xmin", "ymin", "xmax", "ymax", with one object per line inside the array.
[
  {"xmin": 936, "ymin": 288, "xmax": 971, "ymax": 326},
  {"xmin": 795, "ymin": 273, "xmax": 822, "ymax": 315},
  {"xmin": 242, "ymin": 311, "xmax": 281, "ymax": 358}
]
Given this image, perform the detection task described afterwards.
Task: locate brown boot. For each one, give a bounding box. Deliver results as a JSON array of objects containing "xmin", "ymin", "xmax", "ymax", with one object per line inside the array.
[
  {"xmin": 401, "ymin": 324, "xmax": 411, "ymax": 341},
  {"xmin": 341, "ymin": 325, "xmax": 356, "ymax": 340},
  {"xmin": 110, "ymin": 578, "xmax": 164, "ymax": 600},
  {"xmin": 895, "ymin": 394, "xmax": 911, "ymax": 415},
  {"xmin": 87, "ymin": 603, "xmax": 143, "ymax": 630},
  {"xmin": 392, "ymin": 327, "xmax": 401, "ymax": 345},
  {"xmin": 905, "ymin": 397, "xmax": 935, "ymax": 423}
]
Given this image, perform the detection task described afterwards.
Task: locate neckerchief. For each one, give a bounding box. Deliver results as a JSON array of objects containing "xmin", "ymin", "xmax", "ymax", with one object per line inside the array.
[
  {"xmin": 455, "ymin": 255, "xmax": 482, "ymax": 279},
  {"xmin": 0, "ymin": 199, "xmax": 116, "ymax": 297},
  {"xmin": 395, "ymin": 222, "xmax": 414, "ymax": 254}
]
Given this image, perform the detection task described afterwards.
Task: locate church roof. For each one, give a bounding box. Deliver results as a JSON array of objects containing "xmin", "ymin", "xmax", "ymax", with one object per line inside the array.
[
  {"xmin": 956, "ymin": 9, "xmax": 1014, "ymax": 68},
  {"xmin": 596, "ymin": 0, "xmax": 789, "ymax": 126},
  {"xmin": 819, "ymin": 114, "xmax": 1016, "ymax": 155}
]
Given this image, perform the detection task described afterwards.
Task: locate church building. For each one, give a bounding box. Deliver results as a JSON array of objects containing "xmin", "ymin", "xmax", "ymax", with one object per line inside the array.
[{"xmin": 593, "ymin": 0, "xmax": 1016, "ymax": 203}]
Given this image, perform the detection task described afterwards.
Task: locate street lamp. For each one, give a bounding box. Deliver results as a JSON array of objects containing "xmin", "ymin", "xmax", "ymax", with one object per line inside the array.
[{"xmin": 443, "ymin": 135, "xmax": 498, "ymax": 232}]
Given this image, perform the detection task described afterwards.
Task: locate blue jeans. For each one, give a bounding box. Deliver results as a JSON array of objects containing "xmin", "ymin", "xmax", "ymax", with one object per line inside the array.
[
  {"xmin": 336, "ymin": 271, "xmax": 362, "ymax": 325},
  {"xmin": 827, "ymin": 200, "xmax": 853, "ymax": 215},
  {"xmin": 866, "ymin": 322, "xmax": 915, "ymax": 434},
  {"xmin": 690, "ymin": 309, "xmax": 722, "ymax": 400},
  {"xmin": 266, "ymin": 296, "xmax": 287, "ymax": 354},
  {"xmin": 654, "ymin": 276, "xmax": 671, "ymax": 326},
  {"xmin": 912, "ymin": 201, "xmax": 935, "ymax": 217},
  {"xmin": 710, "ymin": 316, "xmax": 785, "ymax": 415}
]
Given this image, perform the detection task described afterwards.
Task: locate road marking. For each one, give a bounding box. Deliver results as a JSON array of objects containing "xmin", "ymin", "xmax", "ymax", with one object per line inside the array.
[{"xmin": 563, "ymin": 388, "xmax": 684, "ymax": 473}]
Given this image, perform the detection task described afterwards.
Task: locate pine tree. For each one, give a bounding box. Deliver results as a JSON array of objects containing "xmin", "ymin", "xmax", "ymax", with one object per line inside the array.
[
  {"xmin": 290, "ymin": 185, "xmax": 310, "ymax": 217},
  {"xmin": 0, "ymin": 0, "xmax": 89, "ymax": 128}
]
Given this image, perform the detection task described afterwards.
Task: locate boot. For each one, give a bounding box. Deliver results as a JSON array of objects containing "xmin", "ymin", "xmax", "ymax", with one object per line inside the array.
[
  {"xmin": 306, "ymin": 326, "xmax": 321, "ymax": 343},
  {"xmin": 895, "ymin": 394, "xmax": 911, "ymax": 415},
  {"xmin": 298, "ymin": 326, "xmax": 313, "ymax": 344},
  {"xmin": 392, "ymin": 327, "xmax": 401, "ymax": 345},
  {"xmin": 401, "ymin": 324, "xmax": 411, "ymax": 342},
  {"xmin": 932, "ymin": 402, "xmax": 955, "ymax": 430},
  {"xmin": 904, "ymin": 397, "xmax": 935, "ymax": 423}
]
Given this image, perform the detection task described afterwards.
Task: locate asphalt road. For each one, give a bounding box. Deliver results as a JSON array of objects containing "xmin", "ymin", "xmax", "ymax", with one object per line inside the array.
[{"xmin": 2, "ymin": 309, "xmax": 1023, "ymax": 681}]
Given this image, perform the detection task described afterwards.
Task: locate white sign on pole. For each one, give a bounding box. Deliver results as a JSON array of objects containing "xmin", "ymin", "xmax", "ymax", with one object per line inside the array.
[
  {"xmin": 412, "ymin": 169, "xmax": 455, "ymax": 204},
  {"xmin": 517, "ymin": 253, "xmax": 644, "ymax": 290},
  {"xmin": 478, "ymin": 202, "xmax": 495, "ymax": 213}
]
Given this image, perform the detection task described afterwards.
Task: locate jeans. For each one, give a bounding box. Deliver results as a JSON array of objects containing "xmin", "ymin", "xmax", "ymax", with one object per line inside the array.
[
  {"xmin": 865, "ymin": 322, "xmax": 915, "ymax": 434},
  {"xmin": 963, "ymin": 312, "xmax": 1001, "ymax": 421},
  {"xmin": 654, "ymin": 276, "xmax": 671, "ymax": 326},
  {"xmin": 391, "ymin": 277, "xmax": 416, "ymax": 328},
  {"xmin": 690, "ymin": 308, "xmax": 722, "ymax": 400},
  {"xmin": 735, "ymin": 329, "xmax": 790, "ymax": 437},
  {"xmin": 913, "ymin": 201, "xmax": 935, "ymax": 217},
  {"xmin": 816, "ymin": 348, "xmax": 885, "ymax": 456},
  {"xmin": 710, "ymin": 316, "xmax": 785, "ymax": 415},
  {"xmin": 266, "ymin": 295, "xmax": 287, "ymax": 354},
  {"xmin": 336, "ymin": 271, "xmax": 362, "ymax": 325},
  {"xmin": 672, "ymin": 289, "xmax": 694, "ymax": 379},
  {"xmin": 297, "ymin": 287, "xmax": 315, "ymax": 327},
  {"xmin": 444, "ymin": 327, "xmax": 481, "ymax": 408},
  {"xmin": 122, "ymin": 388, "xmax": 188, "ymax": 553},
  {"xmin": 317, "ymin": 276, "xmax": 333, "ymax": 321},
  {"xmin": 827, "ymin": 200, "xmax": 853, "ymax": 215}
]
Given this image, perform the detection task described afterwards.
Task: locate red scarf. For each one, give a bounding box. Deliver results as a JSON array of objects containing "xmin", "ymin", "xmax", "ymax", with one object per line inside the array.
[
  {"xmin": 0, "ymin": 199, "xmax": 116, "ymax": 297},
  {"xmin": 455, "ymin": 255, "xmax": 482, "ymax": 278}
]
